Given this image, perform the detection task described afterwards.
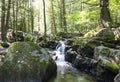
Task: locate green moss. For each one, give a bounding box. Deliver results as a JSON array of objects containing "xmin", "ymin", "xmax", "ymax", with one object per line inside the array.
[
  {"xmin": 0, "ymin": 42, "xmax": 56, "ymax": 81},
  {"xmin": 74, "ymin": 38, "xmax": 101, "ymax": 48},
  {"xmin": 105, "ymin": 62, "xmax": 119, "ymax": 73},
  {"xmin": 100, "ymin": 48, "xmax": 110, "ymax": 56}
]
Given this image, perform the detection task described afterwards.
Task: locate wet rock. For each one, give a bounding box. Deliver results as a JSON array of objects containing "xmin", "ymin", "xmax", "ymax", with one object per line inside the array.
[
  {"xmin": 0, "ymin": 42, "xmax": 57, "ymax": 82},
  {"xmin": 38, "ymin": 40, "xmax": 57, "ymax": 49},
  {"xmin": 74, "ymin": 56, "xmax": 97, "ymax": 74},
  {"xmin": 65, "ymin": 48, "xmax": 77, "ymax": 63}
]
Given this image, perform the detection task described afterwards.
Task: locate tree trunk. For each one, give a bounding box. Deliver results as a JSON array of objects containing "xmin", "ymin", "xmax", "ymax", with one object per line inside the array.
[
  {"xmin": 62, "ymin": 0, "xmax": 67, "ymax": 32},
  {"xmin": 5, "ymin": 0, "xmax": 11, "ymax": 30},
  {"xmin": 38, "ymin": 11, "xmax": 40, "ymax": 31},
  {"xmin": 12, "ymin": 0, "xmax": 15, "ymax": 31},
  {"xmin": 51, "ymin": 0, "xmax": 57, "ymax": 34},
  {"xmin": 31, "ymin": 8, "xmax": 34, "ymax": 33},
  {"xmin": 100, "ymin": 0, "xmax": 112, "ymax": 28},
  {"xmin": 28, "ymin": 1, "xmax": 30, "ymax": 32},
  {"xmin": 1, "ymin": 0, "xmax": 6, "ymax": 41},
  {"xmin": 59, "ymin": 0, "xmax": 63, "ymax": 29},
  {"xmin": 43, "ymin": 0, "xmax": 47, "ymax": 41}
]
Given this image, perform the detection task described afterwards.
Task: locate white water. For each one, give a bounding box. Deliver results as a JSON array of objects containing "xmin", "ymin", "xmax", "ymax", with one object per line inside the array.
[
  {"xmin": 51, "ymin": 40, "xmax": 96, "ymax": 82},
  {"xmin": 52, "ymin": 41, "xmax": 72, "ymax": 75}
]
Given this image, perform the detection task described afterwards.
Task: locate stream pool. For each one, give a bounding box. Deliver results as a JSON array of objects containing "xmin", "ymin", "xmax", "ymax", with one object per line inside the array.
[{"xmin": 53, "ymin": 67, "xmax": 96, "ymax": 82}]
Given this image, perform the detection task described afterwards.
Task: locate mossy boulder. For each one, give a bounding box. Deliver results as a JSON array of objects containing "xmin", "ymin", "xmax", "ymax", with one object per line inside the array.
[
  {"xmin": 84, "ymin": 28, "xmax": 115, "ymax": 42},
  {"xmin": 94, "ymin": 46, "xmax": 120, "ymax": 73},
  {"xmin": 96, "ymin": 28, "xmax": 115, "ymax": 42},
  {"xmin": 74, "ymin": 38, "xmax": 102, "ymax": 58},
  {"xmin": 0, "ymin": 42, "xmax": 57, "ymax": 82}
]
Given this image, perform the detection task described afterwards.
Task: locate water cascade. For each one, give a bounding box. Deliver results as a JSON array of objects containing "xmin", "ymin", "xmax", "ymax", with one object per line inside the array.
[{"xmin": 51, "ymin": 40, "xmax": 96, "ymax": 82}]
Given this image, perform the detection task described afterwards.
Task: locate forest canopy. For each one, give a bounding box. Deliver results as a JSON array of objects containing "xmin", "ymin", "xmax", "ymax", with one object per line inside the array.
[{"xmin": 0, "ymin": 0, "xmax": 120, "ymax": 41}]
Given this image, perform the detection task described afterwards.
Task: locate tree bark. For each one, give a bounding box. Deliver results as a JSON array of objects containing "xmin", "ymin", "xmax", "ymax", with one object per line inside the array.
[
  {"xmin": 5, "ymin": 0, "xmax": 11, "ymax": 30},
  {"xmin": 43, "ymin": 0, "xmax": 47, "ymax": 41},
  {"xmin": 31, "ymin": 8, "xmax": 34, "ymax": 33},
  {"xmin": 51, "ymin": 0, "xmax": 57, "ymax": 34},
  {"xmin": 59, "ymin": 0, "xmax": 63, "ymax": 29},
  {"xmin": 1, "ymin": 0, "xmax": 6, "ymax": 41},
  {"xmin": 100, "ymin": 0, "xmax": 112, "ymax": 28},
  {"xmin": 62, "ymin": 0, "xmax": 67, "ymax": 32}
]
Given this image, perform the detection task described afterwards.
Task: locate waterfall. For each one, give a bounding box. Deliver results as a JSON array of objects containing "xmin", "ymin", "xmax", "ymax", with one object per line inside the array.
[
  {"xmin": 51, "ymin": 40, "xmax": 96, "ymax": 82},
  {"xmin": 52, "ymin": 41, "xmax": 65, "ymax": 61},
  {"xmin": 52, "ymin": 40, "xmax": 71, "ymax": 76}
]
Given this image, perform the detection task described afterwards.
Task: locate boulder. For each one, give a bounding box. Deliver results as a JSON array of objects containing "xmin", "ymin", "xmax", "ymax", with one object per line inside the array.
[
  {"xmin": 0, "ymin": 42, "xmax": 57, "ymax": 82},
  {"xmin": 84, "ymin": 28, "xmax": 115, "ymax": 42},
  {"xmin": 94, "ymin": 46, "xmax": 120, "ymax": 81},
  {"xmin": 96, "ymin": 28, "xmax": 115, "ymax": 42},
  {"xmin": 65, "ymin": 48, "xmax": 77, "ymax": 63},
  {"xmin": 94, "ymin": 46, "xmax": 120, "ymax": 72}
]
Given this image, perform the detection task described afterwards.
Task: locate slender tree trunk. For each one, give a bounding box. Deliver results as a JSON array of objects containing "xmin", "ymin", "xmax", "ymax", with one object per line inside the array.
[
  {"xmin": 15, "ymin": 0, "xmax": 19, "ymax": 41},
  {"xmin": 5, "ymin": 0, "xmax": 11, "ymax": 30},
  {"xmin": 59, "ymin": 0, "xmax": 63, "ymax": 29},
  {"xmin": 12, "ymin": 0, "xmax": 15, "ymax": 31},
  {"xmin": 1, "ymin": 0, "xmax": 6, "ymax": 41},
  {"xmin": 31, "ymin": 8, "xmax": 34, "ymax": 33},
  {"xmin": 43, "ymin": 0, "xmax": 47, "ymax": 41},
  {"xmin": 100, "ymin": 0, "xmax": 112, "ymax": 28},
  {"xmin": 62, "ymin": 0, "xmax": 67, "ymax": 32},
  {"xmin": 38, "ymin": 11, "xmax": 40, "ymax": 31},
  {"xmin": 51, "ymin": 0, "xmax": 57, "ymax": 34},
  {"xmin": 28, "ymin": 1, "xmax": 30, "ymax": 32}
]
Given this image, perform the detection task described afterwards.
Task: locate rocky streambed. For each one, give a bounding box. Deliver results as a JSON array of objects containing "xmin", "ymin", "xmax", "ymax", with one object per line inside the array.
[{"xmin": 65, "ymin": 28, "xmax": 120, "ymax": 82}]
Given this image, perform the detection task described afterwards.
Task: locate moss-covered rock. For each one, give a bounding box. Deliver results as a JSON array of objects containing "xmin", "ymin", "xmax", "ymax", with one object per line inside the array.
[
  {"xmin": 105, "ymin": 62, "xmax": 119, "ymax": 73},
  {"xmin": 84, "ymin": 28, "xmax": 115, "ymax": 42},
  {"xmin": 0, "ymin": 42, "xmax": 57, "ymax": 82},
  {"xmin": 96, "ymin": 28, "xmax": 115, "ymax": 41},
  {"xmin": 94, "ymin": 46, "xmax": 120, "ymax": 76}
]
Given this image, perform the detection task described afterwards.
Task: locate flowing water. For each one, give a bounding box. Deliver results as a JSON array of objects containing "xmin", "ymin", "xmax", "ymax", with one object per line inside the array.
[{"xmin": 51, "ymin": 41, "xmax": 96, "ymax": 82}]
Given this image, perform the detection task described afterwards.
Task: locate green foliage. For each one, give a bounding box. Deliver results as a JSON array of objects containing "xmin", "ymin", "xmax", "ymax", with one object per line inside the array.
[
  {"xmin": 24, "ymin": 34, "xmax": 36, "ymax": 42},
  {"xmin": 66, "ymin": 0, "xmax": 99, "ymax": 33},
  {"xmin": 84, "ymin": 27, "xmax": 99, "ymax": 38},
  {"xmin": 74, "ymin": 38, "xmax": 89, "ymax": 47}
]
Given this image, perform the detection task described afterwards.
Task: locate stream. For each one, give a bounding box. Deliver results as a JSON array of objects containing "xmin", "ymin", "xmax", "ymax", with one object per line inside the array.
[{"xmin": 50, "ymin": 41, "xmax": 97, "ymax": 82}]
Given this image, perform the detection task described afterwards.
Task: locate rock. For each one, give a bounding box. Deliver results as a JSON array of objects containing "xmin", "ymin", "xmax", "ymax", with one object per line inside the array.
[
  {"xmin": 73, "ymin": 37, "xmax": 119, "ymax": 81},
  {"xmin": 73, "ymin": 55, "xmax": 97, "ymax": 74},
  {"xmin": 94, "ymin": 45, "xmax": 120, "ymax": 67},
  {"xmin": 114, "ymin": 73, "xmax": 120, "ymax": 82},
  {"xmin": 96, "ymin": 28, "xmax": 115, "ymax": 42},
  {"xmin": 0, "ymin": 42, "xmax": 57, "ymax": 82},
  {"xmin": 84, "ymin": 28, "xmax": 115, "ymax": 42},
  {"xmin": 39, "ymin": 40, "xmax": 57, "ymax": 49},
  {"xmin": 94, "ymin": 46, "xmax": 120, "ymax": 81},
  {"xmin": 1, "ymin": 42, "xmax": 10, "ymax": 48},
  {"xmin": 65, "ymin": 48, "xmax": 77, "ymax": 63},
  {"xmin": 7, "ymin": 29, "xmax": 24, "ymax": 42}
]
